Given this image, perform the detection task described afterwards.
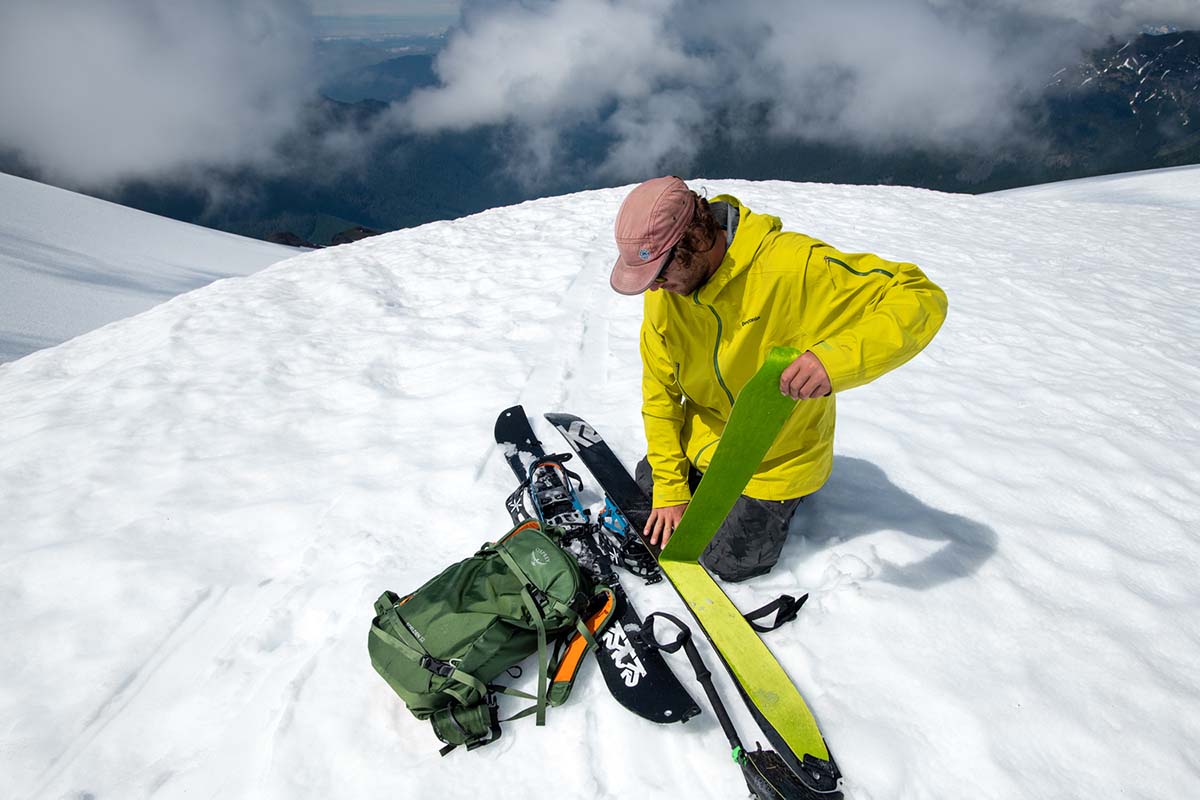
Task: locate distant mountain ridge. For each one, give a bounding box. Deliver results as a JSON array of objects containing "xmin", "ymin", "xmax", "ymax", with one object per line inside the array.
[
  {"xmin": 4, "ymin": 30, "xmax": 1198, "ymax": 245},
  {"xmin": 1040, "ymin": 31, "xmax": 1200, "ymax": 170},
  {"xmin": 320, "ymin": 53, "xmax": 437, "ymax": 104},
  {"xmin": 1059, "ymin": 30, "xmax": 1200, "ymax": 125}
]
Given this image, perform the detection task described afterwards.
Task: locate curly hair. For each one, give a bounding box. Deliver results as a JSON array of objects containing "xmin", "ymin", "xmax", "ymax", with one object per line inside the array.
[{"xmin": 675, "ymin": 195, "xmax": 722, "ymax": 263}]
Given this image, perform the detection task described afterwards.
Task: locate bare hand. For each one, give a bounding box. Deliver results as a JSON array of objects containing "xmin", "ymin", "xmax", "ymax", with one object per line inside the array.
[
  {"xmin": 780, "ymin": 350, "xmax": 831, "ymax": 400},
  {"xmin": 646, "ymin": 503, "xmax": 688, "ymax": 547}
]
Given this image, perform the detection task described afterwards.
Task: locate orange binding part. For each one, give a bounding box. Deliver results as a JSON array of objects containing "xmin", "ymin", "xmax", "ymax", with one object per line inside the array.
[{"xmin": 551, "ymin": 588, "xmax": 617, "ymax": 689}]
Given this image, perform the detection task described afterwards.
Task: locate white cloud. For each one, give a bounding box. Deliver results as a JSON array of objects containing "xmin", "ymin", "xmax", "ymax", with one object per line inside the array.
[
  {"xmin": 402, "ymin": 0, "xmax": 701, "ymax": 131},
  {"xmin": 598, "ymin": 90, "xmax": 709, "ymax": 178},
  {"xmin": 3, "ymin": 0, "xmax": 1197, "ymax": 191},
  {"xmin": 311, "ymin": 0, "xmax": 461, "ymax": 14},
  {"xmin": 399, "ymin": 0, "xmax": 1200, "ymax": 177},
  {"xmin": 0, "ymin": 0, "xmax": 316, "ymax": 188}
]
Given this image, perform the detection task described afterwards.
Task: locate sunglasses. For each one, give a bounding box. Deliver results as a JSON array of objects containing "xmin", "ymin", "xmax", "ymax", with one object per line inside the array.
[
  {"xmin": 653, "ymin": 216, "xmax": 721, "ymax": 285},
  {"xmin": 653, "ymin": 243, "xmax": 679, "ymax": 284}
]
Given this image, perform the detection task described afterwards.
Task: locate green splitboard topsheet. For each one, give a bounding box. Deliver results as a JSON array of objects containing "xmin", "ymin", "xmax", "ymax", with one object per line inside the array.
[{"xmin": 659, "ymin": 346, "xmax": 831, "ymax": 764}]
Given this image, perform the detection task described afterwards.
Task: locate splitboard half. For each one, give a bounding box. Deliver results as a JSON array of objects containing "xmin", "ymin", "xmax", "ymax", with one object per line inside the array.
[{"xmin": 547, "ymin": 347, "xmax": 842, "ymax": 798}]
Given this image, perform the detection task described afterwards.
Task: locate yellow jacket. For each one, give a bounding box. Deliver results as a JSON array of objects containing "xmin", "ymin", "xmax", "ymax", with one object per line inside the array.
[{"xmin": 641, "ymin": 195, "xmax": 948, "ymax": 505}]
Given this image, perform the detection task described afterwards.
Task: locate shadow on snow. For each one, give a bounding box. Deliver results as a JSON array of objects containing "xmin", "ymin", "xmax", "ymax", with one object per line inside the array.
[{"xmin": 790, "ymin": 456, "xmax": 998, "ymax": 590}]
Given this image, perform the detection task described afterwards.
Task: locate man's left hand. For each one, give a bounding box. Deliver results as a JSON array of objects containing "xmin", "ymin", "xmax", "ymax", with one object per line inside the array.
[{"xmin": 780, "ymin": 350, "xmax": 832, "ymax": 399}]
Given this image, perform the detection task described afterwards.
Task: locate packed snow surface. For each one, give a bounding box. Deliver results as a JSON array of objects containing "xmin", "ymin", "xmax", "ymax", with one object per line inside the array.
[
  {"xmin": 990, "ymin": 162, "xmax": 1200, "ymax": 209},
  {"xmin": 0, "ymin": 171, "xmax": 293, "ymax": 362},
  {"xmin": 2, "ymin": 169, "xmax": 1199, "ymax": 800}
]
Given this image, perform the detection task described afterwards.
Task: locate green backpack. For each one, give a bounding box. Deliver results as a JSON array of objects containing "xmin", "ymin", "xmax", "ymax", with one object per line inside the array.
[{"xmin": 369, "ymin": 519, "xmax": 615, "ymax": 754}]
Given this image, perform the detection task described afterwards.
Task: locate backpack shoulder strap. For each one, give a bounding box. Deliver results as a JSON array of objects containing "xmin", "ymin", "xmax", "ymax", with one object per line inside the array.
[{"xmin": 493, "ymin": 546, "xmax": 557, "ymax": 724}]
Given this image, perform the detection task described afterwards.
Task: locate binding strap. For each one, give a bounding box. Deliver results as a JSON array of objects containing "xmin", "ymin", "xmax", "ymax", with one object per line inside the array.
[
  {"xmin": 529, "ymin": 453, "xmax": 586, "ymax": 493},
  {"xmin": 743, "ymin": 594, "xmax": 808, "ymax": 633}
]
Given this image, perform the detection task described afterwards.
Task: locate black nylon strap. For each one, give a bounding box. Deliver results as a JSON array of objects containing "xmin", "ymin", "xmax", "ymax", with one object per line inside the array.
[
  {"xmin": 643, "ymin": 612, "xmax": 689, "ymax": 654},
  {"xmin": 742, "ymin": 593, "xmax": 808, "ymax": 633},
  {"xmin": 644, "ymin": 612, "xmax": 740, "ymax": 753}
]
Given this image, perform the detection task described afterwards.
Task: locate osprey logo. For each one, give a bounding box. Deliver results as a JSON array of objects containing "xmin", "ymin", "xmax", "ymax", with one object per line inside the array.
[
  {"xmin": 531, "ymin": 547, "xmax": 552, "ymax": 567},
  {"xmin": 555, "ymin": 420, "xmax": 602, "ymax": 449},
  {"xmin": 638, "ymin": 247, "xmax": 652, "ymax": 261},
  {"xmin": 601, "ymin": 624, "xmax": 648, "ymax": 687}
]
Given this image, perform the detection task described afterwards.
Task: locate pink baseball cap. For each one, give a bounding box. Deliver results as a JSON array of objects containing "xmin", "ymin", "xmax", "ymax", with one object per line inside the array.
[{"xmin": 610, "ymin": 176, "xmax": 697, "ymax": 295}]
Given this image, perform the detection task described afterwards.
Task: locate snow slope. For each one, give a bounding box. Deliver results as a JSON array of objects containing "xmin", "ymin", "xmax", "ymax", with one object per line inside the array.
[
  {"xmin": 2, "ymin": 172, "xmax": 1198, "ymax": 800},
  {"xmin": 0, "ymin": 171, "xmax": 294, "ymax": 363},
  {"xmin": 989, "ymin": 162, "xmax": 1200, "ymax": 209}
]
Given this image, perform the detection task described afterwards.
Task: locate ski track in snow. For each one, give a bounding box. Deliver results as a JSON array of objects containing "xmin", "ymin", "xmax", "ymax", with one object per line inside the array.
[{"xmin": 2, "ymin": 171, "xmax": 1199, "ymax": 799}]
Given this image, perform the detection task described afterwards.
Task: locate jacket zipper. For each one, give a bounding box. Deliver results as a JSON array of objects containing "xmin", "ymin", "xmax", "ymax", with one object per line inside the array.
[{"xmin": 693, "ymin": 291, "xmax": 735, "ymax": 408}]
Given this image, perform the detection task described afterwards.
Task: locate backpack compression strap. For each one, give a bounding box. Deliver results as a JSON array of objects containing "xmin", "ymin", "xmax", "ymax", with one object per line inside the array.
[
  {"xmin": 371, "ymin": 592, "xmax": 491, "ymax": 704},
  {"xmin": 492, "ymin": 546, "xmax": 596, "ymax": 725}
]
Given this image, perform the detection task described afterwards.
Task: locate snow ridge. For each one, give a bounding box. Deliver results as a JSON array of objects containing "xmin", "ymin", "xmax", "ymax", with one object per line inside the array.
[{"xmin": 2, "ymin": 171, "xmax": 1199, "ymax": 799}]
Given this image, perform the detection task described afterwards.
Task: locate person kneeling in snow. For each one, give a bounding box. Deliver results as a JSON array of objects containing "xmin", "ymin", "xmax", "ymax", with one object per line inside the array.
[{"xmin": 610, "ymin": 176, "xmax": 948, "ymax": 582}]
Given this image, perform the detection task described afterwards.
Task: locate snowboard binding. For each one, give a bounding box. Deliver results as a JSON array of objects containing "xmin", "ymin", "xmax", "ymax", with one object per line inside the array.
[
  {"xmin": 598, "ymin": 498, "xmax": 662, "ymax": 583},
  {"xmin": 506, "ymin": 453, "xmax": 664, "ymax": 584}
]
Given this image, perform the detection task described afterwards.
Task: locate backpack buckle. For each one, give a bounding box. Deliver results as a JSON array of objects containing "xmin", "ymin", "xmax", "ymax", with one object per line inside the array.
[
  {"xmin": 527, "ymin": 585, "xmax": 549, "ymax": 608},
  {"xmin": 421, "ymin": 655, "xmax": 457, "ymax": 678}
]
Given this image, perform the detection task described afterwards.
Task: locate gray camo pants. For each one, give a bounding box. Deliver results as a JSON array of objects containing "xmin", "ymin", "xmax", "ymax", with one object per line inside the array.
[{"xmin": 635, "ymin": 457, "xmax": 802, "ymax": 583}]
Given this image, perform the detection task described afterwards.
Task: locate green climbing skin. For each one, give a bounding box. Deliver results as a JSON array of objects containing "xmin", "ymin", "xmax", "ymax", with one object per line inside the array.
[{"xmin": 659, "ymin": 346, "xmax": 832, "ymax": 766}]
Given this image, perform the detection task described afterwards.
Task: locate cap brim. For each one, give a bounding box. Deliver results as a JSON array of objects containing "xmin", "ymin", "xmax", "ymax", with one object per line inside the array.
[{"xmin": 610, "ymin": 250, "xmax": 670, "ymax": 296}]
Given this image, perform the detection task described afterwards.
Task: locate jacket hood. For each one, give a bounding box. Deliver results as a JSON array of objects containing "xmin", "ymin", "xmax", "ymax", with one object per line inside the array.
[{"xmin": 696, "ymin": 195, "xmax": 782, "ymax": 303}]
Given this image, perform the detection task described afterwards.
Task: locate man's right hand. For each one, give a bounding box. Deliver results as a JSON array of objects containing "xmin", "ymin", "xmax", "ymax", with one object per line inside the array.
[{"xmin": 646, "ymin": 503, "xmax": 688, "ymax": 548}]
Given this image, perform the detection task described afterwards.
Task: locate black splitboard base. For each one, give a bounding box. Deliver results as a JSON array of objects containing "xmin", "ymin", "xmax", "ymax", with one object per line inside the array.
[
  {"xmin": 494, "ymin": 405, "xmax": 700, "ymax": 725},
  {"xmin": 544, "ymin": 412, "xmax": 658, "ymax": 558}
]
